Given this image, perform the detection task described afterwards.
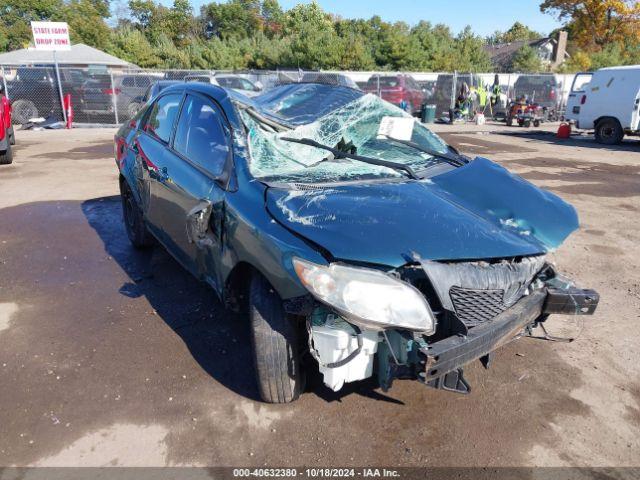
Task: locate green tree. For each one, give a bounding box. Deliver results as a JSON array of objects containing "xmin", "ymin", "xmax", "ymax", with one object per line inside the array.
[
  {"xmin": 0, "ymin": 0, "xmax": 65, "ymax": 50},
  {"xmin": 488, "ymin": 21, "xmax": 542, "ymax": 44},
  {"xmin": 65, "ymin": 0, "xmax": 112, "ymax": 48},
  {"xmin": 510, "ymin": 44, "xmax": 543, "ymax": 72},
  {"xmin": 453, "ymin": 26, "xmax": 492, "ymax": 72},
  {"xmin": 109, "ymin": 25, "xmax": 159, "ymax": 66}
]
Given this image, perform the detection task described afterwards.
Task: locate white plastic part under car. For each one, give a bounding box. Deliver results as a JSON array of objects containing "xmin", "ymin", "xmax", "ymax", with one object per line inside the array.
[{"xmin": 311, "ymin": 316, "xmax": 379, "ymax": 391}]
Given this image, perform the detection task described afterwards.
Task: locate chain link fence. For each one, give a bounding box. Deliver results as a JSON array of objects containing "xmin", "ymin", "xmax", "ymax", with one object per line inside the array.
[{"xmin": 0, "ymin": 64, "xmax": 578, "ymax": 127}]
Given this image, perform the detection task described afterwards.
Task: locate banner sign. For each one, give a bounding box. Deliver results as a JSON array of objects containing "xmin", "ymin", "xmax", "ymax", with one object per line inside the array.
[{"xmin": 31, "ymin": 22, "xmax": 71, "ymax": 51}]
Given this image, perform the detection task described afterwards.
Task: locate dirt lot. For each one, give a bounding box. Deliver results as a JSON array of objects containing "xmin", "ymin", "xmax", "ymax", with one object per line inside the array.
[{"xmin": 0, "ymin": 123, "xmax": 638, "ymax": 468}]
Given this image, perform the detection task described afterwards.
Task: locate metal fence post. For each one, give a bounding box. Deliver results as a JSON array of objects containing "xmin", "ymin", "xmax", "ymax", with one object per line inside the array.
[
  {"xmin": 110, "ymin": 71, "xmax": 119, "ymax": 125},
  {"xmin": 0, "ymin": 65, "xmax": 8, "ymax": 99},
  {"xmin": 53, "ymin": 51, "xmax": 68, "ymax": 125}
]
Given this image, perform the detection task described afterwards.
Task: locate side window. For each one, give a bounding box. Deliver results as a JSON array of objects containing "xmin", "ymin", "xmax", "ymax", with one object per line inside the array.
[
  {"xmin": 173, "ymin": 94, "xmax": 230, "ymax": 176},
  {"xmin": 122, "ymin": 77, "xmax": 135, "ymax": 87},
  {"xmin": 239, "ymin": 78, "xmax": 255, "ymax": 90},
  {"xmin": 137, "ymin": 77, "xmax": 151, "ymax": 88},
  {"xmin": 144, "ymin": 94, "xmax": 182, "ymax": 144}
]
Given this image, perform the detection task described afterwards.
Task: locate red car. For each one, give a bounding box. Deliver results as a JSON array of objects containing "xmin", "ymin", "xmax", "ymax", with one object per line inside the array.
[
  {"xmin": 0, "ymin": 82, "xmax": 14, "ymax": 165},
  {"xmin": 363, "ymin": 74, "xmax": 425, "ymax": 115}
]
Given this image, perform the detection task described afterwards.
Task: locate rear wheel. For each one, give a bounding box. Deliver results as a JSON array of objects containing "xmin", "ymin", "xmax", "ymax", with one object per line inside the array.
[
  {"xmin": 120, "ymin": 180, "xmax": 153, "ymax": 248},
  {"xmin": 0, "ymin": 141, "xmax": 13, "ymax": 165},
  {"xmin": 11, "ymin": 99, "xmax": 38, "ymax": 124},
  {"xmin": 249, "ymin": 272, "xmax": 302, "ymax": 403},
  {"xmin": 595, "ymin": 118, "xmax": 624, "ymax": 145},
  {"xmin": 8, "ymin": 126, "xmax": 15, "ymax": 145}
]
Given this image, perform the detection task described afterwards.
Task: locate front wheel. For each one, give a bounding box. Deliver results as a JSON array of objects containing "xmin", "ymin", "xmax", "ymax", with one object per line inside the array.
[
  {"xmin": 0, "ymin": 142, "xmax": 13, "ymax": 165},
  {"xmin": 595, "ymin": 118, "xmax": 624, "ymax": 145},
  {"xmin": 120, "ymin": 180, "xmax": 153, "ymax": 248},
  {"xmin": 249, "ymin": 273, "xmax": 302, "ymax": 403}
]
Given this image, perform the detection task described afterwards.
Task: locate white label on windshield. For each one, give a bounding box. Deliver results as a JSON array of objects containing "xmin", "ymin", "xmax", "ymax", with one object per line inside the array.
[{"xmin": 377, "ymin": 116, "xmax": 415, "ymax": 141}]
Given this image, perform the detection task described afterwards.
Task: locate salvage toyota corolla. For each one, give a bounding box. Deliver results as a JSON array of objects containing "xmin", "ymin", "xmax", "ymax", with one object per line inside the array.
[{"xmin": 114, "ymin": 82, "xmax": 599, "ymax": 403}]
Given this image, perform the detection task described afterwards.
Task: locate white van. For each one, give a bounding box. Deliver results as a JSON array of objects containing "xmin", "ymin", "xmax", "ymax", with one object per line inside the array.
[{"xmin": 565, "ymin": 65, "xmax": 640, "ymax": 144}]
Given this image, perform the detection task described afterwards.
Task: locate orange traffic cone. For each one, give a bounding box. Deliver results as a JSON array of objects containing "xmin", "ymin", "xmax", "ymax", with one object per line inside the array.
[{"xmin": 557, "ymin": 122, "xmax": 571, "ymax": 139}]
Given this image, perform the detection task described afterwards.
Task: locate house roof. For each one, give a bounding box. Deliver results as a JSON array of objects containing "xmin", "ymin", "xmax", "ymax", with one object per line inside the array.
[
  {"xmin": 484, "ymin": 38, "xmax": 553, "ymax": 71},
  {"xmin": 0, "ymin": 44, "xmax": 132, "ymax": 67}
]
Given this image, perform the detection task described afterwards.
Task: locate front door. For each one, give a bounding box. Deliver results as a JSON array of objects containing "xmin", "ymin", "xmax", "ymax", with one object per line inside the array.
[
  {"xmin": 155, "ymin": 92, "xmax": 231, "ymax": 291},
  {"xmin": 137, "ymin": 92, "xmax": 184, "ymax": 241}
]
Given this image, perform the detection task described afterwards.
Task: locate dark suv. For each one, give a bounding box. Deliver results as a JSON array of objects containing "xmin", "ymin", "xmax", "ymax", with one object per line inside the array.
[
  {"xmin": 115, "ymin": 82, "xmax": 598, "ymax": 403},
  {"xmin": 5, "ymin": 67, "xmax": 86, "ymax": 124}
]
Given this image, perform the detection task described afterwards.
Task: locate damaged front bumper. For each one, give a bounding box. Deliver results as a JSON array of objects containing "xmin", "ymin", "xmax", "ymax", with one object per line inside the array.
[
  {"xmin": 420, "ymin": 289, "xmax": 546, "ymax": 390},
  {"xmin": 382, "ymin": 282, "xmax": 599, "ymax": 394},
  {"xmin": 307, "ymin": 270, "xmax": 599, "ymax": 395}
]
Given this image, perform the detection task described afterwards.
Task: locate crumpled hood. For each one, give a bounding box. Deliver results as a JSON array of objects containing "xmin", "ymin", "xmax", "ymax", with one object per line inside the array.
[{"xmin": 265, "ymin": 157, "xmax": 579, "ymax": 267}]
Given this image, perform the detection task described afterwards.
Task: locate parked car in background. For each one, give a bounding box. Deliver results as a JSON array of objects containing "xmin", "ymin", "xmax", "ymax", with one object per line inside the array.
[
  {"xmin": 143, "ymin": 80, "xmax": 182, "ymax": 103},
  {"xmin": 5, "ymin": 67, "xmax": 86, "ymax": 124},
  {"xmin": 215, "ymin": 74, "xmax": 264, "ymax": 97},
  {"xmin": 513, "ymin": 74, "xmax": 560, "ymax": 121},
  {"xmin": 77, "ymin": 74, "xmax": 115, "ymax": 120},
  {"xmin": 79, "ymin": 73, "xmax": 163, "ymax": 121},
  {"xmin": 115, "ymin": 82, "xmax": 598, "ymax": 404},
  {"xmin": 363, "ymin": 74, "xmax": 425, "ymax": 115},
  {"xmin": 0, "ymin": 81, "xmax": 14, "ymax": 164},
  {"xmin": 565, "ymin": 66, "xmax": 640, "ymax": 144},
  {"xmin": 115, "ymin": 74, "xmax": 164, "ymax": 117},
  {"xmin": 184, "ymin": 74, "xmax": 263, "ymax": 97},
  {"xmin": 300, "ymin": 72, "xmax": 360, "ymax": 89}
]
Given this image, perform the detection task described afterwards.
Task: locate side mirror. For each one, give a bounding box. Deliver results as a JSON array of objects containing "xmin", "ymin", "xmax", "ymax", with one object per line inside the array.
[{"xmin": 254, "ymin": 81, "xmax": 264, "ymax": 91}]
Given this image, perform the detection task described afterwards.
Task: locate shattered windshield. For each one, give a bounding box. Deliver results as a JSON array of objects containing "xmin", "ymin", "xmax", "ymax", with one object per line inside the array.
[{"xmin": 240, "ymin": 84, "xmax": 451, "ymax": 184}]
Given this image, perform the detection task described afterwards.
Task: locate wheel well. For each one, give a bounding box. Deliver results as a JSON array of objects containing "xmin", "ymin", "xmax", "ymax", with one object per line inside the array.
[
  {"xmin": 224, "ymin": 262, "xmax": 258, "ymax": 313},
  {"xmin": 594, "ymin": 116, "xmax": 621, "ymax": 129}
]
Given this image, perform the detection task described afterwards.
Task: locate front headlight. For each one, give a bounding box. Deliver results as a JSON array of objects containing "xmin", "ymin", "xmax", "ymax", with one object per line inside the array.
[{"xmin": 293, "ymin": 258, "xmax": 436, "ymax": 334}]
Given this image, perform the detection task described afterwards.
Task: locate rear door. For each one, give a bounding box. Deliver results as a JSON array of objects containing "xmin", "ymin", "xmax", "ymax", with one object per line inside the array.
[
  {"xmin": 565, "ymin": 72, "xmax": 592, "ymax": 123},
  {"xmin": 155, "ymin": 92, "xmax": 231, "ymax": 288}
]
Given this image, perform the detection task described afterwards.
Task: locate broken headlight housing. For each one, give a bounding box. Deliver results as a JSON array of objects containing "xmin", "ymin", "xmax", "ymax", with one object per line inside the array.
[{"xmin": 293, "ymin": 258, "xmax": 436, "ymax": 334}]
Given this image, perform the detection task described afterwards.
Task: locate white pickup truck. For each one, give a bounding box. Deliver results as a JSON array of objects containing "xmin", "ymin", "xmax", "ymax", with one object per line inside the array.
[{"xmin": 565, "ymin": 65, "xmax": 640, "ymax": 144}]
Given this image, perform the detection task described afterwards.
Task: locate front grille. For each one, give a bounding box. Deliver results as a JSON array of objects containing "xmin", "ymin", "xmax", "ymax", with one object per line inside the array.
[{"xmin": 449, "ymin": 286, "xmax": 508, "ymax": 327}]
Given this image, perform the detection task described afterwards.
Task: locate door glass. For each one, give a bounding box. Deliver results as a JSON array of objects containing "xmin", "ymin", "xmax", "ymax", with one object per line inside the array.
[
  {"xmin": 173, "ymin": 95, "xmax": 229, "ymax": 176},
  {"xmin": 571, "ymin": 73, "xmax": 593, "ymax": 92},
  {"xmin": 144, "ymin": 93, "xmax": 182, "ymax": 144},
  {"xmin": 137, "ymin": 76, "xmax": 151, "ymax": 88}
]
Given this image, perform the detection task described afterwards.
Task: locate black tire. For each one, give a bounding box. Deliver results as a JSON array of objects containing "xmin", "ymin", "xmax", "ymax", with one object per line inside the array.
[
  {"xmin": 523, "ymin": 120, "xmax": 531, "ymax": 128},
  {"xmin": 0, "ymin": 141, "xmax": 12, "ymax": 165},
  {"xmin": 11, "ymin": 99, "xmax": 38, "ymax": 124},
  {"xmin": 595, "ymin": 118, "xmax": 624, "ymax": 145},
  {"xmin": 249, "ymin": 273, "xmax": 302, "ymax": 403},
  {"xmin": 506, "ymin": 117, "xmax": 513, "ymax": 126},
  {"xmin": 120, "ymin": 180, "xmax": 153, "ymax": 248},
  {"xmin": 533, "ymin": 120, "xmax": 540, "ymax": 127},
  {"xmin": 8, "ymin": 126, "xmax": 15, "ymax": 145}
]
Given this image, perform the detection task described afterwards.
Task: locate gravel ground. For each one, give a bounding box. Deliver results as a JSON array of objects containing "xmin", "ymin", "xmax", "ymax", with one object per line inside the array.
[{"xmin": 0, "ymin": 123, "xmax": 638, "ymax": 468}]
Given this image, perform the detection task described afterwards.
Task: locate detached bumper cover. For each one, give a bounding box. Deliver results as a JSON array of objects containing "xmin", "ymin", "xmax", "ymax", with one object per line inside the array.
[{"xmin": 421, "ymin": 290, "xmax": 547, "ymax": 381}]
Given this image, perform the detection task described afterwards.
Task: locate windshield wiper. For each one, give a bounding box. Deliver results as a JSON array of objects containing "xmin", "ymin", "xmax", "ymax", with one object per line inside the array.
[
  {"xmin": 379, "ymin": 134, "xmax": 466, "ymax": 167},
  {"xmin": 281, "ymin": 137, "xmax": 420, "ymax": 180}
]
